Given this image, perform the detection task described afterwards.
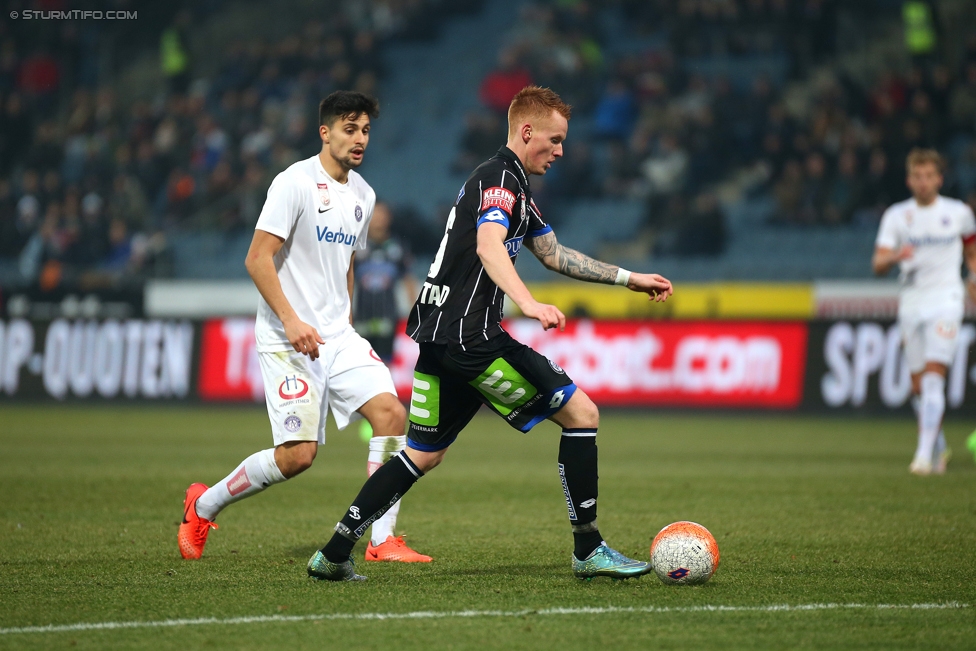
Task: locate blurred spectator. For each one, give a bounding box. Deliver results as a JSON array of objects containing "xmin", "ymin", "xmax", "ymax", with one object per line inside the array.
[
  {"xmin": 674, "ymin": 192, "xmax": 727, "ymax": 256},
  {"xmin": 161, "ymin": 11, "xmax": 192, "ymax": 95},
  {"xmin": 949, "ymin": 63, "xmax": 976, "ymax": 135},
  {"xmin": 823, "ymin": 149, "xmax": 863, "ymax": 224},
  {"xmin": 773, "ymin": 159, "xmax": 805, "ymax": 224},
  {"xmin": 453, "ymin": 111, "xmax": 506, "ymax": 173},
  {"xmin": 479, "ymin": 49, "xmax": 533, "ymax": 114},
  {"xmin": 0, "ymin": 94, "xmax": 32, "ymax": 176},
  {"xmin": 641, "ymin": 134, "xmax": 689, "ymax": 196},
  {"xmin": 593, "ymin": 79, "xmax": 637, "ymax": 141}
]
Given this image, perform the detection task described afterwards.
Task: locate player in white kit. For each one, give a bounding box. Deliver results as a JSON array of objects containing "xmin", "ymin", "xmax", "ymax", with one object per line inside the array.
[
  {"xmin": 872, "ymin": 148, "xmax": 976, "ymax": 475},
  {"xmin": 178, "ymin": 91, "xmax": 431, "ymax": 563}
]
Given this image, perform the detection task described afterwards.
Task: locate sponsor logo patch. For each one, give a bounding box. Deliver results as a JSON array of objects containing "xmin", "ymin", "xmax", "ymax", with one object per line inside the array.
[
  {"xmin": 558, "ymin": 463, "xmax": 577, "ymax": 521},
  {"xmin": 936, "ymin": 320, "xmax": 958, "ymax": 339},
  {"xmin": 316, "ymin": 225, "xmax": 357, "ymax": 247},
  {"xmin": 504, "ymin": 235, "xmax": 524, "ymax": 257},
  {"xmin": 279, "ymin": 375, "xmax": 309, "ymax": 400},
  {"xmin": 274, "ymin": 372, "xmax": 313, "ymax": 409},
  {"xmin": 227, "ymin": 466, "xmax": 252, "ymax": 496},
  {"xmin": 481, "ymin": 208, "xmax": 508, "ymax": 223},
  {"xmin": 481, "ymin": 186, "xmax": 516, "ymax": 215},
  {"xmin": 317, "ymin": 182, "xmax": 331, "ymax": 206},
  {"xmin": 284, "ymin": 414, "xmax": 302, "ymax": 433}
]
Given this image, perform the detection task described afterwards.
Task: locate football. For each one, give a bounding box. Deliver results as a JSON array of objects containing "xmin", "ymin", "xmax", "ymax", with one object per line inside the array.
[{"xmin": 650, "ymin": 521, "xmax": 720, "ymax": 585}]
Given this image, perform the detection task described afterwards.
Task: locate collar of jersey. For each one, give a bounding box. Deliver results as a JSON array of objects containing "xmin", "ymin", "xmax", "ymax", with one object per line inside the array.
[
  {"xmin": 496, "ymin": 146, "xmax": 529, "ymax": 187},
  {"xmin": 911, "ymin": 195, "xmax": 944, "ymax": 211},
  {"xmin": 315, "ymin": 155, "xmax": 352, "ymax": 192}
]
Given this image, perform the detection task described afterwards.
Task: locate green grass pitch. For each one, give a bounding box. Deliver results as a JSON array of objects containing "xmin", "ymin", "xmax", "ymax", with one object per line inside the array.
[{"xmin": 1, "ymin": 405, "xmax": 975, "ymax": 650}]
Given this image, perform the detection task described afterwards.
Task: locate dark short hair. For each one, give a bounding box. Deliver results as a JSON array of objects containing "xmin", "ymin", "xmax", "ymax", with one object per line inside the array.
[{"xmin": 319, "ymin": 91, "xmax": 380, "ymax": 126}]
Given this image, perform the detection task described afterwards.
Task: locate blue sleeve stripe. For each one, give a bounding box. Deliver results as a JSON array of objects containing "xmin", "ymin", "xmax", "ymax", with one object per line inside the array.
[
  {"xmin": 477, "ymin": 207, "xmax": 510, "ymax": 229},
  {"xmin": 527, "ymin": 225, "xmax": 553, "ymax": 237}
]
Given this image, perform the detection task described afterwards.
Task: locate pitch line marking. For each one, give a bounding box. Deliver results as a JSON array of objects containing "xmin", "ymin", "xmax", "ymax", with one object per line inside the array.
[{"xmin": 0, "ymin": 602, "xmax": 968, "ymax": 636}]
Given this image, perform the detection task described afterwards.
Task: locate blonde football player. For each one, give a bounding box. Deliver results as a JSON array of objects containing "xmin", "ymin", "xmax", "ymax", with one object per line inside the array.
[{"xmin": 873, "ymin": 148, "xmax": 976, "ymax": 475}]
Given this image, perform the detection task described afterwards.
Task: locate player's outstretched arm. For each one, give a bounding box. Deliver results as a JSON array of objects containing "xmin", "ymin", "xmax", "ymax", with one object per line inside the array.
[
  {"xmin": 476, "ymin": 222, "xmax": 565, "ymax": 330},
  {"xmin": 527, "ymin": 230, "xmax": 673, "ymax": 302},
  {"xmin": 246, "ymin": 229, "xmax": 325, "ymax": 359}
]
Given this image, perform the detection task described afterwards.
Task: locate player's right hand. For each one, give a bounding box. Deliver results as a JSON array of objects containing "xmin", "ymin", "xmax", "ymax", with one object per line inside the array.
[
  {"xmin": 284, "ymin": 319, "xmax": 325, "ymax": 360},
  {"xmin": 522, "ymin": 301, "xmax": 566, "ymax": 331}
]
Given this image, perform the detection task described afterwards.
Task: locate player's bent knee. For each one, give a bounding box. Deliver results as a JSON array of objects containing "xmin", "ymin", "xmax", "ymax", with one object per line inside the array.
[
  {"xmin": 405, "ymin": 446, "xmax": 446, "ymax": 473},
  {"xmin": 362, "ymin": 393, "xmax": 406, "ymax": 437},
  {"xmin": 275, "ymin": 441, "xmax": 317, "ymax": 478},
  {"xmin": 555, "ymin": 390, "xmax": 599, "ymax": 430}
]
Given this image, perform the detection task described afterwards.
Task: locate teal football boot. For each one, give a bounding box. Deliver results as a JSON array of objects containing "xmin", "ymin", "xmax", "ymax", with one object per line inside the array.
[
  {"xmin": 572, "ymin": 544, "xmax": 653, "ymax": 581},
  {"xmin": 307, "ymin": 551, "xmax": 366, "ymax": 582}
]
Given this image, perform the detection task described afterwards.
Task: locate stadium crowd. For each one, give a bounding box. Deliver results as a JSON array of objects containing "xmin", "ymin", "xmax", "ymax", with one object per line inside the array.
[
  {"xmin": 1, "ymin": 0, "xmax": 973, "ymax": 286},
  {"xmin": 457, "ymin": 0, "xmax": 974, "ymax": 256},
  {"xmin": 0, "ymin": 0, "xmax": 478, "ymax": 288}
]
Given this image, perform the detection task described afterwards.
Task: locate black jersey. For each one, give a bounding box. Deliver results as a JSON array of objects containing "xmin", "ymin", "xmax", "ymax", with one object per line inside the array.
[
  {"xmin": 406, "ymin": 146, "xmax": 552, "ymax": 349},
  {"xmin": 354, "ymin": 236, "xmax": 411, "ymax": 323}
]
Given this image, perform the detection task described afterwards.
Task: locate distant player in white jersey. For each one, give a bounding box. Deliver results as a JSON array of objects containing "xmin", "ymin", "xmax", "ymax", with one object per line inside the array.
[
  {"xmin": 178, "ymin": 91, "xmax": 431, "ymax": 563},
  {"xmin": 872, "ymin": 148, "xmax": 976, "ymax": 475}
]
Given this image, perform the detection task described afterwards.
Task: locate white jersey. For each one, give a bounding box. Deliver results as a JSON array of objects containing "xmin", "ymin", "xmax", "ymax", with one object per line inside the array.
[
  {"xmin": 254, "ymin": 155, "xmax": 375, "ymax": 352},
  {"xmin": 875, "ymin": 195, "xmax": 976, "ymax": 313}
]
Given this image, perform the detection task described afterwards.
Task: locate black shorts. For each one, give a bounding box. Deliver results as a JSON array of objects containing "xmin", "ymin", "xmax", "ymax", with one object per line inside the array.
[{"xmin": 406, "ymin": 332, "xmax": 577, "ymax": 452}]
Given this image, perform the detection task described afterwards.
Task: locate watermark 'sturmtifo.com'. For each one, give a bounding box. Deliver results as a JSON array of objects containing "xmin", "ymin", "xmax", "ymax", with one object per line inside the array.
[{"xmin": 9, "ymin": 10, "xmax": 138, "ymax": 20}]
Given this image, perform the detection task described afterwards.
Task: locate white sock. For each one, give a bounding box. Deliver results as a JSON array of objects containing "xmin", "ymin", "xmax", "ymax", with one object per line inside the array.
[
  {"xmin": 911, "ymin": 395, "xmax": 946, "ymax": 463},
  {"xmin": 368, "ymin": 435, "xmax": 406, "ymax": 545},
  {"xmin": 196, "ymin": 448, "xmax": 287, "ymax": 521},
  {"xmin": 914, "ymin": 373, "xmax": 945, "ymax": 465},
  {"xmin": 933, "ymin": 430, "xmax": 947, "ymax": 462}
]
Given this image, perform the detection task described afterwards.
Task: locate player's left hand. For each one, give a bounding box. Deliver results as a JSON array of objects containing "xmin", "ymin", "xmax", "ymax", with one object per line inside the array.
[
  {"xmin": 967, "ymin": 275, "xmax": 976, "ymax": 305},
  {"xmin": 628, "ymin": 273, "xmax": 673, "ymax": 302}
]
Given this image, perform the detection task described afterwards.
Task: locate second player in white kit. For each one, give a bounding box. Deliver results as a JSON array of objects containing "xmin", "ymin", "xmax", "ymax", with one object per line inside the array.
[
  {"xmin": 873, "ymin": 148, "xmax": 976, "ymax": 475},
  {"xmin": 177, "ymin": 91, "xmax": 431, "ymax": 564}
]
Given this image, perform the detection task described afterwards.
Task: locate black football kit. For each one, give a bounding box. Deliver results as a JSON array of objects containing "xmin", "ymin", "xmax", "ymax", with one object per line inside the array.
[{"xmin": 404, "ymin": 146, "xmax": 578, "ymax": 451}]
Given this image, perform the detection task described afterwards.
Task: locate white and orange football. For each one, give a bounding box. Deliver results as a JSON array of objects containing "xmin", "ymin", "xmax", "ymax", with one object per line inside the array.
[{"xmin": 650, "ymin": 521, "xmax": 720, "ymax": 585}]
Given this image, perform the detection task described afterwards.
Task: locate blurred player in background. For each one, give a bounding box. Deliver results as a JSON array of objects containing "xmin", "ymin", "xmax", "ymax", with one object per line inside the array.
[
  {"xmin": 307, "ymin": 86, "xmax": 672, "ymax": 582},
  {"xmin": 178, "ymin": 91, "xmax": 430, "ymax": 563},
  {"xmin": 353, "ymin": 200, "xmax": 417, "ymax": 443},
  {"xmin": 872, "ymin": 148, "xmax": 976, "ymax": 475}
]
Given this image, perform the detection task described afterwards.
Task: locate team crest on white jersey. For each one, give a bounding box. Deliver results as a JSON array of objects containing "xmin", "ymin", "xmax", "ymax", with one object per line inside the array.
[
  {"xmin": 355, "ymin": 205, "xmax": 363, "ymax": 221},
  {"xmin": 317, "ymin": 182, "xmax": 331, "ymax": 206}
]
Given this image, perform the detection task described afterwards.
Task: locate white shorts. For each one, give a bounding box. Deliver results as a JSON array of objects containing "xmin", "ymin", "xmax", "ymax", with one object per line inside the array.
[
  {"xmin": 899, "ymin": 304, "xmax": 963, "ymax": 374},
  {"xmin": 258, "ymin": 327, "xmax": 397, "ymax": 446}
]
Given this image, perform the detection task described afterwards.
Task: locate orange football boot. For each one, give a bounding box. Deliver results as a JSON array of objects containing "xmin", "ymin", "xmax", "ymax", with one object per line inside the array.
[
  {"xmin": 364, "ymin": 535, "xmax": 432, "ymax": 562},
  {"xmin": 178, "ymin": 483, "xmax": 217, "ymax": 559}
]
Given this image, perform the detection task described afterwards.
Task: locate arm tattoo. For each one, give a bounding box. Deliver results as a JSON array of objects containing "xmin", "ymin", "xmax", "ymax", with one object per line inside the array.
[{"xmin": 528, "ymin": 231, "xmax": 619, "ymax": 284}]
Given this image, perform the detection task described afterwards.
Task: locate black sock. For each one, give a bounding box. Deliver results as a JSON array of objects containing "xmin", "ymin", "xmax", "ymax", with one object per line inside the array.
[
  {"xmin": 322, "ymin": 451, "xmax": 423, "ymax": 563},
  {"xmin": 558, "ymin": 429, "xmax": 602, "ymax": 560}
]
